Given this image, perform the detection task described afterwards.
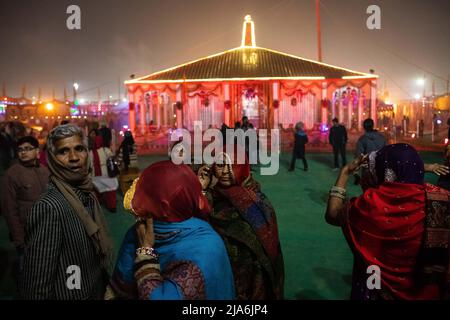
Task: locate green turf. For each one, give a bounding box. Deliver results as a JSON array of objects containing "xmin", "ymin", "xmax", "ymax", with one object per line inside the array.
[{"xmin": 0, "ymin": 152, "xmax": 444, "ymax": 300}]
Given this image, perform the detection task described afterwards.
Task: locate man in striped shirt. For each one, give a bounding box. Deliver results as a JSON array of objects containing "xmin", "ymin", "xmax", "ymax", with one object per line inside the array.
[{"xmin": 20, "ymin": 124, "xmax": 113, "ymax": 300}]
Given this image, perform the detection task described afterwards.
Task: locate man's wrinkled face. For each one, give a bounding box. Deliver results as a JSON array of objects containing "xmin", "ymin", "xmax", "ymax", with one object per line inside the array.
[
  {"xmin": 54, "ymin": 135, "xmax": 88, "ymax": 173},
  {"xmin": 17, "ymin": 142, "xmax": 39, "ymax": 164}
]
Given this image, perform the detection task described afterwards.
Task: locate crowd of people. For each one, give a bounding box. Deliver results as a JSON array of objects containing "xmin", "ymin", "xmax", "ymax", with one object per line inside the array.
[
  {"xmin": 0, "ymin": 116, "xmax": 449, "ymax": 300},
  {"xmin": 0, "ymin": 120, "xmax": 138, "ymax": 295}
]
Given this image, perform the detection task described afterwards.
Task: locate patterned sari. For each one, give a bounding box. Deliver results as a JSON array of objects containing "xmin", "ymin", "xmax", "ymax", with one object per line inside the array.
[{"xmin": 206, "ymin": 151, "xmax": 285, "ymax": 300}]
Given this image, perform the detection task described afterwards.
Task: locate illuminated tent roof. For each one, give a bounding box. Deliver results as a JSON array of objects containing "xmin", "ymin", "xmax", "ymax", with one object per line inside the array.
[{"xmin": 126, "ymin": 15, "xmax": 375, "ymax": 85}]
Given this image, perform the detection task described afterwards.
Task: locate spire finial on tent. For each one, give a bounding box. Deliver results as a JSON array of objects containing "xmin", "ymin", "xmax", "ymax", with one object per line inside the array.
[{"xmin": 241, "ymin": 14, "xmax": 256, "ymax": 47}]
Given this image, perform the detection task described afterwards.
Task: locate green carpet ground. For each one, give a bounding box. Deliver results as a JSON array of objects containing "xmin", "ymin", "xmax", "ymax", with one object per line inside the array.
[{"xmin": 0, "ymin": 151, "xmax": 444, "ymax": 300}]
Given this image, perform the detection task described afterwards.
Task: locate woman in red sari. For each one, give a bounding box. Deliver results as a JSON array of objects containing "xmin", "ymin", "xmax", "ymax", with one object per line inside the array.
[{"xmin": 326, "ymin": 143, "xmax": 450, "ymax": 300}]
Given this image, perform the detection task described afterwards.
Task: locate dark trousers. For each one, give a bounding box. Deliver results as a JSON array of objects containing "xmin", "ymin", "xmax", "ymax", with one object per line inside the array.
[
  {"xmin": 333, "ymin": 144, "xmax": 347, "ymax": 168},
  {"xmin": 290, "ymin": 153, "xmax": 308, "ymax": 170}
]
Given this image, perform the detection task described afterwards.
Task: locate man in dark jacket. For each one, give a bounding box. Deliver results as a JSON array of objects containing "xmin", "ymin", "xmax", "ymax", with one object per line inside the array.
[
  {"xmin": 1, "ymin": 136, "xmax": 49, "ymax": 285},
  {"xmin": 329, "ymin": 118, "xmax": 348, "ymax": 170},
  {"xmin": 289, "ymin": 122, "xmax": 308, "ymax": 172}
]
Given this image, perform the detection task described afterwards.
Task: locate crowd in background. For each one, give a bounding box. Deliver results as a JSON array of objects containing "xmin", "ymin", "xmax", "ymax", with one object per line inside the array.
[{"xmin": 0, "ymin": 116, "xmax": 449, "ymax": 300}]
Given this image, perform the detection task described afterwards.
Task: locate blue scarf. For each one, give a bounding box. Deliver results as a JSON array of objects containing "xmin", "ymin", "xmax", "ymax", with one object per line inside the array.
[{"xmin": 113, "ymin": 217, "xmax": 235, "ymax": 300}]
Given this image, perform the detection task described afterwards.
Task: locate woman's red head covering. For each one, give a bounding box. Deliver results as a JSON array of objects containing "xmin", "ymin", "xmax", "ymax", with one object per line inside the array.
[
  {"xmin": 131, "ymin": 160, "xmax": 210, "ymax": 222},
  {"xmin": 214, "ymin": 144, "xmax": 250, "ymax": 186}
]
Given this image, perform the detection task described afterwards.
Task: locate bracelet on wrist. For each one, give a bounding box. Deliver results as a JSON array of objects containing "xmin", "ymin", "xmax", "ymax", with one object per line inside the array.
[
  {"xmin": 136, "ymin": 246, "xmax": 158, "ymax": 259},
  {"xmin": 330, "ymin": 193, "xmax": 346, "ymax": 199},
  {"xmin": 330, "ymin": 186, "xmax": 346, "ymax": 194}
]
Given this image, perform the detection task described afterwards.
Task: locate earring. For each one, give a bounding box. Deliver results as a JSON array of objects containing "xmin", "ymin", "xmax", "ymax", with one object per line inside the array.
[{"xmin": 124, "ymin": 177, "xmax": 140, "ymax": 213}]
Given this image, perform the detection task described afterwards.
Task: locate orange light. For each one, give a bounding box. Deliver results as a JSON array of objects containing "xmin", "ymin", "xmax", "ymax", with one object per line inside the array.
[
  {"xmin": 241, "ymin": 15, "xmax": 256, "ymax": 47},
  {"xmin": 45, "ymin": 103, "xmax": 54, "ymax": 111},
  {"xmin": 126, "ymin": 76, "xmax": 327, "ymax": 85}
]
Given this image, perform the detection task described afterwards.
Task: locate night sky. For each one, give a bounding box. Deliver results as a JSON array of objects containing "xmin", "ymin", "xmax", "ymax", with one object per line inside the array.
[{"xmin": 0, "ymin": 0, "xmax": 448, "ymax": 101}]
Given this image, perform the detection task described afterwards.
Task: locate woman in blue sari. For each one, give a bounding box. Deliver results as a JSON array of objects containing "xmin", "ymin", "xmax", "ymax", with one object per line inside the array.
[{"xmin": 105, "ymin": 161, "xmax": 235, "ymax": 300}]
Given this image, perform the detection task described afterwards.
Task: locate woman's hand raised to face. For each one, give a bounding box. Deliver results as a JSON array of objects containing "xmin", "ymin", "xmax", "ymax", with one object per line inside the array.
[
  {"xmin": 197, "ymin": 165, "xmax": 212, "ymax": 190},
  {"xmin": 135, "ymin": 217, "xmax": 155, "ymax": 248},
  {"xmin": 344, "ymin": 154, "xmax": 369, "ymax": 176}
]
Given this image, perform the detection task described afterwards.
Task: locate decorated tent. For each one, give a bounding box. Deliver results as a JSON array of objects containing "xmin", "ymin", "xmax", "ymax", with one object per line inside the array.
[{"xmin": 125, "ymin": 15, "xmax": 378, "ymax": 135}]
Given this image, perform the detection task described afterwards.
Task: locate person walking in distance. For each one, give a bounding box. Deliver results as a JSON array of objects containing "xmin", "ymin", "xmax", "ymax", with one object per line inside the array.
[{"xmin": 329, "ymin": 118, "xmax": 348, "ymax": 170}]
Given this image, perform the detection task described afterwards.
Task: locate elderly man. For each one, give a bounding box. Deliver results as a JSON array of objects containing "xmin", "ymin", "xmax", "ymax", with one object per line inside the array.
[
  {"xmin": 1, "ymin": 136, "xmax": 49, "ymax": 286},
  {"xmin": 20, "ymin": 124, "xmax": 113, "ymax": 300}
]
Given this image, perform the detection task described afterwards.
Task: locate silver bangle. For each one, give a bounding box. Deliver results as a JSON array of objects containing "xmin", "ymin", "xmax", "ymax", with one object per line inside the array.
[
  {"xmin": 329, "ymin": 193, "xmax": 346, "ymax": 200},
  {"xmin": 330, "ymin": 190, "xmax": 346, "ymax": 197},
  {"xmin": 330, "ymin": 186, "xmax": 346, "ymax": 194}
]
